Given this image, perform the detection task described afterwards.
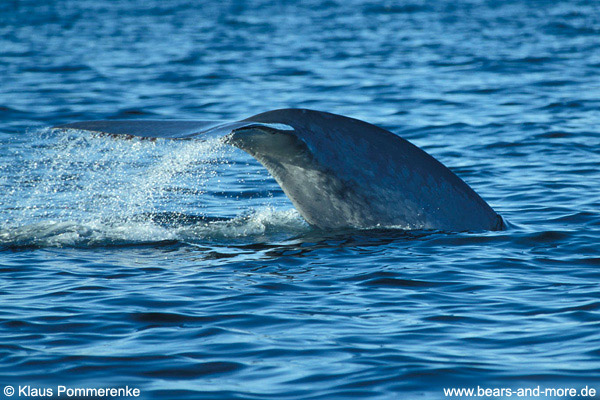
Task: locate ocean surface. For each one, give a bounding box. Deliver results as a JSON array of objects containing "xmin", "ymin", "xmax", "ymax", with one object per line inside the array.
[{"xmin": 1, "ymin": 0, "xmax": 599, "ymax": 398}]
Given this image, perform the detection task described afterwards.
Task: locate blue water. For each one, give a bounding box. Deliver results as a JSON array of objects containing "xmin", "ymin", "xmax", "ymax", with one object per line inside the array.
[{"xmin": 1, "ymin": 0, "xmax": 600, "ymax": 398}]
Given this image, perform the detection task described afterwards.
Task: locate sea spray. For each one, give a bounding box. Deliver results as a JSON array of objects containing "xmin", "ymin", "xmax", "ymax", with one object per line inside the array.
[{"xmin": 0, "ymin": 130, "xmax": 303, "ymax": 248}]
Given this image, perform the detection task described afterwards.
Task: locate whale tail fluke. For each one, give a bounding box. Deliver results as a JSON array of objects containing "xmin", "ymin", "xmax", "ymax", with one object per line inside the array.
[
  {"xmin": 54, "ymin": 109, "xmax": 503, "ymax": 232},
  {"xmin": 53, "ymin": 119, "xmax": 256, "ymax": 140}
]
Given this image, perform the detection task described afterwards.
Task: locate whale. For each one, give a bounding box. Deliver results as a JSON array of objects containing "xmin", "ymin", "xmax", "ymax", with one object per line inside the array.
[{"xmin": 54, "ymin": 108, "xmax": 504, "ymax": 231}]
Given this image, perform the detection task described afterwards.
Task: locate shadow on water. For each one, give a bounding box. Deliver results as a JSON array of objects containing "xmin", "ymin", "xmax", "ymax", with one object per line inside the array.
[{"xmin": 183, "ymin": 223, "xmax": 514, "ymax": 264}]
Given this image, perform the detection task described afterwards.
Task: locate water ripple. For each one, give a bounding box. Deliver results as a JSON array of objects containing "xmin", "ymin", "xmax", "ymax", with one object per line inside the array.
[{"xmin": 1, "ymin": 0, "xmax": 600, "ymax": 398}]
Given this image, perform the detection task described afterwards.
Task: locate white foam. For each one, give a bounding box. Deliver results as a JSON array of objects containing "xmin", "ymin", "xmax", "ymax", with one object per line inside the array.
[
  {"xmin": 178, "ymin": 208, "xmax": 309, "ymax": 241},
  {"xmin": 0, "ymin": 208, "xmax": 308, "ymax": 248}
]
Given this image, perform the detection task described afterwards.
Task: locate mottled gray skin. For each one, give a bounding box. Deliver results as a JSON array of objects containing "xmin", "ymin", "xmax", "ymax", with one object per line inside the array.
[{"xmin": 55, "ymin": 108, "xmax": 503, "ymax": 231}]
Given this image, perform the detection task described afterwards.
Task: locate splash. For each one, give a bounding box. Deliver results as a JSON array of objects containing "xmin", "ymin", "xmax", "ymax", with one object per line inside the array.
[{"xmin": 0, "ymin": 130, "xmax": 307, "ymax": 248}]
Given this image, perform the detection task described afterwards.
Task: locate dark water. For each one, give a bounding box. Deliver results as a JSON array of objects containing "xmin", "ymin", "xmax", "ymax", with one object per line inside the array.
[{"xmin": 1, "ymin": 0, "xmax": 600, "ymax": 398}]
